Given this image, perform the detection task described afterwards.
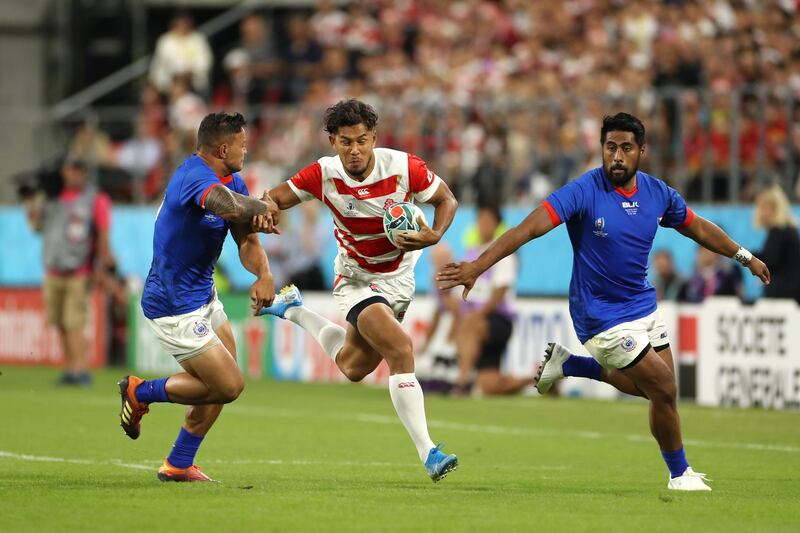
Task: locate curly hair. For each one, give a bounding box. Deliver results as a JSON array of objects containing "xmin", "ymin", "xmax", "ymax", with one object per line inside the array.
[{"xmin": 323, "ymin": 99, "xmax": 378, "ymax": 135}]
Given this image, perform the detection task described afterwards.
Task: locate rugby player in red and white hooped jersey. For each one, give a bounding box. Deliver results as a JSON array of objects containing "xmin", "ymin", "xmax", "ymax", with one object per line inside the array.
[{"xmin": 258, "ymin": 99, "xmax": 460, "ymax": 482}]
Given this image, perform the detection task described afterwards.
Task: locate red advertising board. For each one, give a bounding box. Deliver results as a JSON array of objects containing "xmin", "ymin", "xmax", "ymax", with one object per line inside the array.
[{"xmin": 0, "ymin": 287, "xmax": 106, "ymax": 366}]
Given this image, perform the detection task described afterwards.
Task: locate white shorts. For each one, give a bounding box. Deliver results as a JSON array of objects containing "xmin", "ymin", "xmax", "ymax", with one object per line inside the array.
[
  {"xmin": 583, "ymin": 310, "xmax": 669, "ymax": 370},
  {"xmin": 332, "ymin": 272, "xmax": 415, "ymax": 324},
  {"xmin": 145, "ymin": 291, "xmax": 229, "ymax": 363}
]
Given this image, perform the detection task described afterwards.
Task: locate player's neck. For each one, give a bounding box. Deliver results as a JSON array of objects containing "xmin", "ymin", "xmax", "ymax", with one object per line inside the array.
[
  {"xmin": 616, "ymin": 173, "xmax": 638, "ymax": 193},
  {"xmin": 197, "ymin": 151, "xmax": 230, "ymax": 177}
]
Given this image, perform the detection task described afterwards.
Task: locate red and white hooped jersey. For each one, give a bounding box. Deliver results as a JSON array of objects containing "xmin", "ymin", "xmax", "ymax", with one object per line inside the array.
[{"xmin": 287, "ymin": 148, "xmax": 442, "ymax": 279}]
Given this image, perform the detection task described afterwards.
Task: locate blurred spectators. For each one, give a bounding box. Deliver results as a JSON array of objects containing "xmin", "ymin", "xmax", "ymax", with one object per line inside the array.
[
  {"xmin": 651, "ymin": 249, "xmax": 685, "ymax": 301},
  {"xmin": 47, "ymin": 0, "xmax": 800, "ymax": 208},
  {"xmin": 149, "ymin": 11, "xmax": 213, "ymax": 96},
  {"xmin": 220, "ymin": 13, "xmax": 283, "ymax": 108},
  {"xmin": 680, "ymin": 246, "xmax": 743, "ymax": 303},
  {"xmin": 753, "ymin": 184, "xmax": 800, "ymax": 303}
]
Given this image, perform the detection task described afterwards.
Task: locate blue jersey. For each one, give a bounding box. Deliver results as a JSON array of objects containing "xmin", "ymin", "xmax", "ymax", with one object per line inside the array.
[
  {"xmin": 142, "ymin": 155, "xmax": 248, "ymax": 319},
  {"xmin": 543, "ymin": 168, "xmax": 692, "ymax": 343}
]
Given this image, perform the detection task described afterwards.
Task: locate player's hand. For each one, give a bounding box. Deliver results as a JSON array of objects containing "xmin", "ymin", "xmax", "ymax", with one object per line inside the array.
[
  {"xmin": 250, "ymin": 274, "xmax": 276, "ymax": 315},
  {"xmin": 253, "ymin": 191, "xmax": 281, "ymax": 234},
  {"xmin": 747, "ymin": 256, "xmax": 771, "ymax": 285},
  {"xmin": 436, "ymin": 261, "xmax": 480, "ymax": 300},
  {"xmin": 394, "ymin": 219, "xmax": 439, "ymax": 251}
]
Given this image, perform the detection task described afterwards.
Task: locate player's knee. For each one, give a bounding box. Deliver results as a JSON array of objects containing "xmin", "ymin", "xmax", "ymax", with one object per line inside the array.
[
  {"xmin": 382, "ymin": 336, "xmax": 413, "ymax": 366},
  {"xmin": 650, "ymin": 379, "xmax": 677, "ymax": 405},
  {"xmin": 341, "ymin": 365, "xmax": 369, "ymax": 382},
  {"xmin": 217, "ymin": 378, "xmax": 245, "ymax": 403}
]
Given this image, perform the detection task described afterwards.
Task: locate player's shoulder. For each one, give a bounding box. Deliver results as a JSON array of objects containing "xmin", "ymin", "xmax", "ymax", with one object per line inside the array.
[
  {"xmin": 565, "ymin": 167, "xmax": 604, "ymax": 192},
  {"xmin": 180, "ymin": 155, "xmax": 216, "ymax": 182},
  {"xmin": 376, "ymin": 147, "xmax": 426, "ymax": 175},
  {"xmin": 636, "ymin": 170, "xmax": 673, "ymax": 196}
]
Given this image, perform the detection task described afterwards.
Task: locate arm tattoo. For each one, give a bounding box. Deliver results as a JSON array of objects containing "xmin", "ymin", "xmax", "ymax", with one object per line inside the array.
[{"xmin": 204, "ymin": 186, "xmax": 267, "ymax": 223}]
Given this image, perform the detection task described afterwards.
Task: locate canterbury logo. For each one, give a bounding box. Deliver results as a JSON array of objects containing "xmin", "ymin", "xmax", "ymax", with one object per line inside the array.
[
  {"xmin": 357, "ymin": 188, "xmax": 370, "ymax": 196},
  {"xmin": 398, "ymin": 382, "xmax": 416, "ymax": 388}
]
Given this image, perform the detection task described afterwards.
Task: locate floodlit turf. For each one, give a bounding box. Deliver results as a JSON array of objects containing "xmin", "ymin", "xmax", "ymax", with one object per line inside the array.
[{"xmin": 1, "ymin": 367, "xmax": 799, "ymax": 532}]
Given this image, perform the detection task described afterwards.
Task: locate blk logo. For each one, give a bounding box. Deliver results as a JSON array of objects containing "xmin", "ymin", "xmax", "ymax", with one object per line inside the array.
[{"xmin": 622, "ymin": 201, "xmax": 639, "ymax": 216}]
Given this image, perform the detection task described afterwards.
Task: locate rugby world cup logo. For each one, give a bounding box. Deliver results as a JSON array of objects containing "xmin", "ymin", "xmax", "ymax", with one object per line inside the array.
[{"xmin": 593, "ymin": 217, "xmax": 608, "ymax": 237}]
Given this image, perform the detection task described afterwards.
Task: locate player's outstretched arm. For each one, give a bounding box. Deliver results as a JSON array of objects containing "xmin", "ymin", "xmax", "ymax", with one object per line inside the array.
[
  {"xmin": 250, "ymin": 183, "xmax": 303, "ymax": 234},
  {"xmin": 437, "ymin": 205, "xmax": 556, "ymax": 299},
  {"xmin": 678, "ymin": 213, "xmax": 771, "ymax": 284},
  {"xmin": 395, "ymin": 181, "xmax": 458, "ymax": 251},
  {"xmin": 231, "ymin": 222, "xmax": 276, "ymax": 314},
  {"xmin": 204, "ymin": 185, "xmax": 274, "ymax": 224}
]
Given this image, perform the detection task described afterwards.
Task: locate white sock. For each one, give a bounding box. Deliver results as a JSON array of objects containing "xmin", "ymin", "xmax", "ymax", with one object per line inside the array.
[
  {"xmin": 388, "ymin": 373, "xmax": 436, "ymax": 462},
  {"xmin": 284, "ymin": 306, "xmax": 345, "ymax": 362}
]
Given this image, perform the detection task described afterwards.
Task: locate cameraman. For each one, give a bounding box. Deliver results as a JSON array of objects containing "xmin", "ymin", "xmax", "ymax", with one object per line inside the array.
[{"xmin": 24, "ymin": 157, "xmax": 115, "ymax": 386}]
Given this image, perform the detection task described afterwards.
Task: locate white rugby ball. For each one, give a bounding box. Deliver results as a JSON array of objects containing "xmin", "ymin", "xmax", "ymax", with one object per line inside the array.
[{"xmin": 383, "ymin": 201, "xmax": 427, "ymax": 247}]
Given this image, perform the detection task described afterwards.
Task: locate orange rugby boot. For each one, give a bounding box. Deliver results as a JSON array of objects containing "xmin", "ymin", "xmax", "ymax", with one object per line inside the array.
[
  {"xmin": 157, "ymin": 459, "xmax": 215, "ymax": 482},
  {"xmin": 118, "ymin": 375, "xmax": 150, "ymax": 440}
]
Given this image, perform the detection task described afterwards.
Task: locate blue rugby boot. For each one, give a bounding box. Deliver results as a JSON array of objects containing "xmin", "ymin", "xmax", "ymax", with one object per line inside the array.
[
  {"xmin": 258, "ymin": 284, "xmax": 303, "ymax": 318},
  {"xmin": 424, "ymin": 444, "xmax": 458, "ymax": 482}
]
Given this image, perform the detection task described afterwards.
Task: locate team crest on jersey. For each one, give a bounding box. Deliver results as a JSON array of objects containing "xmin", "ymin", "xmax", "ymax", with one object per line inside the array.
[
  {"xmin": 621, "ymin": 201, "xmax": 639, "ymax": 216},
  {"xmin": 593, "ymin": 217, "xmax": 608, "ymax": 237},
  {"xmin": 383, "ymin": 199, "xmax": 397, "ymax": 211},
  {"xmin": 621, "ymin": 335, "xmax": 637, "ymax": 352},
  {"xmin": 193, "ymin": 321, "xmax": 210, "ymax": 338},
  {"xmin": 344, "ymin": 199, "xmax": 357, "ymax": 215}
]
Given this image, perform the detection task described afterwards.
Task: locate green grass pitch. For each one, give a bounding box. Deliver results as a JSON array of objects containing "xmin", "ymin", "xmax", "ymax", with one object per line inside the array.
[{"xmin": 1, "ymin": 367, "xmax": 798, "ymax": 532}]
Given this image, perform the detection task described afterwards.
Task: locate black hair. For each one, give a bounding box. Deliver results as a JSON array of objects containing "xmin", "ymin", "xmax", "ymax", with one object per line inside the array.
[
  {"xmin": 323, "ymin": 99, "xmax": 378, "ymax": 135},
  {"xmin": 478, "ymin": 204, "xmax": 503, "ymax": 225},
  {"xmin": 600, "ymin": 112, "xmax": 646, "ymax": 146},
  {"xmin": 197, "ymin": 112, "xmax": 247, "ymax": 150}
]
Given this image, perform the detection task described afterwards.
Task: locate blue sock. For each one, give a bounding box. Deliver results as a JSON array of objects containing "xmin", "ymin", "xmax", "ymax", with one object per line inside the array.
[
  {"xmin": 562, "ymin": 355, "xmax": 602, "ymax": 380},
  {"xmin": 134, "ymin": 377, "xmax": 170, "ymax": 403},
  {"xmin": 661, "ymin": 447, "xmax": 689, "ymax": 478},
  {"xmin": 167, "ymin": 428, "xmax": 204, "ymax": 468}
]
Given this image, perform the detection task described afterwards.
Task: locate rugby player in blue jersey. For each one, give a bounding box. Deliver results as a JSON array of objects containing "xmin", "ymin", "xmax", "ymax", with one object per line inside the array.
[
  {"xmin": 437, "ymin": 113, "xmax": 771, "ymax": 491},
  {"xmin": 117, "ymin": 112, "xmax": 280, "ymax": 482}
]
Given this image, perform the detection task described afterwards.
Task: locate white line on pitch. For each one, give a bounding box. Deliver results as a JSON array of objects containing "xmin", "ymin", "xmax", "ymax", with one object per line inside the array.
[
  {"xmin": 0, "ymin": 450, "xmax": 152, "ymax": 470},
  {"xmin": 350, "ymin": 413, "xmax": 800, "ymax": 454}
]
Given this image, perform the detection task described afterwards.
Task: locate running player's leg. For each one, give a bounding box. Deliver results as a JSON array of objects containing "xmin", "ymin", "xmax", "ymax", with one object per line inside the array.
[
  {"xmin": 622, "ymin": 348, "xmax": 681, "ymax": 449},
  {"xmin": 334, "ymin": 324, "xmax": 383, "ymax": 381},
  {"xmin": 600, "ymin": 344, "xmax": 674, "ymax": 397},
  {"xmin": 537, "ymin": 311, "xmax": 674, "ymax": 397},
  {"xmin": 595, "ymin": 335, "xmax": 709, "ymax": 490},
  {"xmin": 182, "ymin": 320, "xmax": 237, "ymax": 436},
  {"xmin": 156, "ymin": 322, "xmax": 239, "ymax": 481},
  {"xmin": 357, "ymin": 303, "xmax": 434, "ymax": 461}
]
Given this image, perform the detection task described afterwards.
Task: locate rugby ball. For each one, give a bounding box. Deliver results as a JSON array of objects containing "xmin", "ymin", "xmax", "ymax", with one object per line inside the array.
[{"xmin": 383, "ymin": 201, "xmax": 427, "ymax": 247}]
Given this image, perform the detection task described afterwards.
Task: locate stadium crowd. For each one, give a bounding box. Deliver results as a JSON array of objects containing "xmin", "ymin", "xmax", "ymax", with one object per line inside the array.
[{"xmin": 61, "ymin": 0, "xmax": 800, "ymax": 207}]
